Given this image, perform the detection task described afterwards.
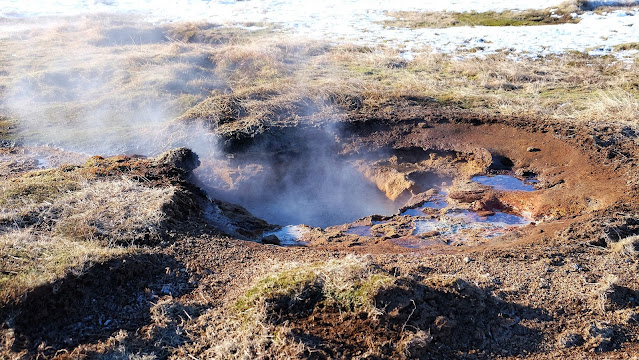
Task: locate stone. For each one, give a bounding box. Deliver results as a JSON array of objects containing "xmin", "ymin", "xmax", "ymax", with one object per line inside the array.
[
  {"xmin": 476, "ymin": 210, "xmax": 495, "ymax": 217},
  {"xmin": 559, "ymin": 332, "xmax": 584, "ymax": 348},
  {"xmin": 527, "ymin": 146, "xmax": 541, "ymax": 152},
  {"xmin": 262, "ymin": 235, "xmax": 281, "ymax": 245},
  {"xmin": 154, "ymin": 147, "xmax": 200, "ymax": 171}
]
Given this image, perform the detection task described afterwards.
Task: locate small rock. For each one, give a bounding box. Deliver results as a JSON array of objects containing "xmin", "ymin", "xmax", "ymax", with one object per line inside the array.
[
  {"xmin": 154, "ymin": 147, "xmax": 200, "ymax": 171},
  {"xmin": 539, "ymin": 279, "xmax": 551, "ymax": 289},
  {"xmin": 559, "ymin": 332, "xmax": 584, "ymax": 348},
  {"xmin": 476, "ymin": 210, "xmax": 495, "ymax": 217},
  {"xmin": 527, "ymin": 146, "xmax": 541, "ymax": 152},
  {"xmin": 262, "ymin": 235, "xmax": 281, "ymax": 245},
  {"xmin": 463, "ymin": 256, "xmax": 472, "ymax": 263},
  {"xmin": 421, "ymin": 231, "xmax": 440, "ymax": 237}
]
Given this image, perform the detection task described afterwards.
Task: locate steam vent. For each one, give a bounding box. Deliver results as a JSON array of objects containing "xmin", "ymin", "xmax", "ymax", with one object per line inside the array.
[{"xmin": 1, "ymin": 1, "xmax": 639, "ymax": 359}]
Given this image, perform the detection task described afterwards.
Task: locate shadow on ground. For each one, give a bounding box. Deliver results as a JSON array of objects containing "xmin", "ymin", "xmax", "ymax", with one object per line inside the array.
[
  {"xmin": 284, "ymin": 277, "xmax": 550, "ymax": 359},
  {"xmin": 2, "ymin": 253, "xmax": 194, "ymax": 358}
]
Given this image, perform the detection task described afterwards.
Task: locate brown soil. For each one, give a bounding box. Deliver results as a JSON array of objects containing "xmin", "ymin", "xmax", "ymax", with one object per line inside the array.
[{"xmin": 2, "ymin": 105, "xmax": 639, "ymax": 359}]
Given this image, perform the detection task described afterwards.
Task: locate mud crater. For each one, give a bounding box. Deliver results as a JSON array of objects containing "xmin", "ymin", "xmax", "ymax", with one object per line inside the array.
[{"xmin": 195, "ymin": 120, "xmax": 626, "ymax": 249}]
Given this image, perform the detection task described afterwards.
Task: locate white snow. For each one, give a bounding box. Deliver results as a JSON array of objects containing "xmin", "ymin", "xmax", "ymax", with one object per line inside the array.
[
  {"xmin": 0, "ymin": 0, "xmax": 638, "ymax": 57},
  {"xmin": 262, "ymin": 225, "xmax": 310, "ymax": 246}
]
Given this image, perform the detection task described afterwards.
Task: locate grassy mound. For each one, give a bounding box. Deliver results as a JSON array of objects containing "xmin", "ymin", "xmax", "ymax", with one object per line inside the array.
[{"xmin": 0, "ymin": 148, "xmax": 204, "ymax": 306}]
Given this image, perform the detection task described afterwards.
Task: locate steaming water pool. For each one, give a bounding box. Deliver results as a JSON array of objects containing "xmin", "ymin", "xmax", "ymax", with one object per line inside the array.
[{"xmin": 472, "ymin": 175, "xmax": 537, "ymax": 192}]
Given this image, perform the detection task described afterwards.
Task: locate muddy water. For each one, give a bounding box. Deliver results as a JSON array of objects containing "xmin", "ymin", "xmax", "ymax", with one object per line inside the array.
[{"xmin": 413, "ymin": 210, "xmax": 530, "ymax": 236}]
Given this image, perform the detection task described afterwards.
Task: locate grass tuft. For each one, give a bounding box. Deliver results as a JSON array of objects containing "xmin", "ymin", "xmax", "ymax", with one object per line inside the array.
[
  {"xmin": 235, "ymin": 255, "xmax": 392, "ymax": 318},
  {"xmin": 0, "ymin": 169, "xmax": 79, "ymax": 208},
  {"xmin": 53, "ymin": 178, "xmax": 175, "ymax": 245}
]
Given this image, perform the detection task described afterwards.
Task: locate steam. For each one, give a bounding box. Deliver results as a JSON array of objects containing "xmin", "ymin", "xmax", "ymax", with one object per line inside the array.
[
  {"xmin": 195, "ymin": 125, "xmax": 398, "ymax": 228},
  {"xmin": 0, "ymin": 15, "xmax": 399, "ymax": 228},
  {"xmin": 0, "ymin": 16, "xmax": 218, "ymax": 156}
]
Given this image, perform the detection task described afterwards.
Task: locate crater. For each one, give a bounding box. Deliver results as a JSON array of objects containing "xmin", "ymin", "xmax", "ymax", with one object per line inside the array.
[{"xmin": 194, "ymin": 120, "xmax": 627, "ymax": 250}]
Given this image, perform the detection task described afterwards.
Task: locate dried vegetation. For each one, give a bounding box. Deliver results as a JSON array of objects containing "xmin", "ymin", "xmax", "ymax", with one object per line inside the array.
[
  {"xmin": 0, "ymin": 149, "xmax": 201, "ymax": 307},
  {"xmin": 380, "ymin": 0, "xmax": 638, "ymax": 29}
]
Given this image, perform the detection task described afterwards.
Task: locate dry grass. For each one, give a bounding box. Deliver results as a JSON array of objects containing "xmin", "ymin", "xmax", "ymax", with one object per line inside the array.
[
  {"xmin": 0, "ymin": 166, "xmax": 179, "ymax": 305},
  {"xmin": 2, "ymin": 16, "xmax": 637, "ymax": 146},
  {"xmin": 172, "ymin": 35, "xmax": 639, "ymax": 131},
  {"xmin": 328, "ymin": 47, "xmax": 639, "ymax": 123},
  {"xmin": 0, "ymin": 228, "xmax": 132, "ymax": 305},
  {"xmin": 182, "ymin": 255, "xmax": 392, "ymax": 359},
  {"xmin": 0, "ymin": 17, "xmax": 233, "ymax": 149},
  {"xmin": 380, "ymin": 0, "xmax": 639, "ymax": 29},
  {"xmin": 611, "ymin": 235, "xmax": 639, "ymax": 256},
  {"xmin": 53, "ymin": 178, "xmax": 176, "ymax": 245}
]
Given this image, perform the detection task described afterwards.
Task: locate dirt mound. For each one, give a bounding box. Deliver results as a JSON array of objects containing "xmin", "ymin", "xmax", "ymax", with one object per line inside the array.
[
  {"xmin": 1, "ymin": 253, "xmax": 193, "ymax": 358},
  {"xmin": 1, "ymin": 147, "xmax": 272, "ymax": 245},
  {"xmin": 81, "ymin": 148, "xmax": 272, "ymax": 241},
  {"xmin": 271, "ymin": 276, "xmax": 547, "ymax": 359}
]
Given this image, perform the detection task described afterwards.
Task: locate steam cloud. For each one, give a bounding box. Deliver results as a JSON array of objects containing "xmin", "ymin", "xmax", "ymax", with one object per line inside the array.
[
  {"xmin": 0, "ymin": 15, "xmax": 398, "ymax": 228},
  {"xmin": 196, "ymin": 125, "xmax": 397, "ymax": 228}
]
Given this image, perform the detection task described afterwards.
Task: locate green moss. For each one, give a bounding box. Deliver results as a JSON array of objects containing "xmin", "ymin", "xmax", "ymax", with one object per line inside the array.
[{"xmin": 234, "ymin": 267, "xmax": 319, "ymax": 313}]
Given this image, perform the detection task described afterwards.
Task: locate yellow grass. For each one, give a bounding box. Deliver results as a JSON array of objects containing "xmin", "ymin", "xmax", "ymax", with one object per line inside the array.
[{"xmin": 0, "ymin": 228, "xmax": 132, "ymax": 305}]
